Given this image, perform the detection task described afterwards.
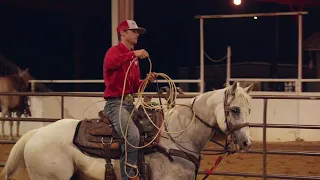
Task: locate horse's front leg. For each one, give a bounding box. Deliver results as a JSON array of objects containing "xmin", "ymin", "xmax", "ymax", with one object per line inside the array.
[
  {"xmin": 1, "ymin": 106, "xmax": 8, "ymax": 138},
  {"xmin": 8, "ymin": 111, "xmax": 14, "ymax": 140}
]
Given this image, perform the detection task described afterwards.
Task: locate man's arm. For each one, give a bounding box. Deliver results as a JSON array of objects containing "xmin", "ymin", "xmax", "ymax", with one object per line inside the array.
[
  {"xmin": 134, "ymin": 72, "xmax": 157, "ymax": 91},
  {"xmin": 104, "ymin": 48, "xmax": 136, "ymax": 70}
]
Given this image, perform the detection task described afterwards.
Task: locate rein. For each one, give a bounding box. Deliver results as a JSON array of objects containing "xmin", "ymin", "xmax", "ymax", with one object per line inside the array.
[{"xmin": 202, "ymin": 89, "xmax": 250, "ymax": 180}]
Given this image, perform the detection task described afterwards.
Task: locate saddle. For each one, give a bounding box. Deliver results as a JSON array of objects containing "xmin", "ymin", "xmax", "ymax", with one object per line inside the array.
[{"xmin": 73, "ymin": 99, "xmax": 163, "ymax": 180}]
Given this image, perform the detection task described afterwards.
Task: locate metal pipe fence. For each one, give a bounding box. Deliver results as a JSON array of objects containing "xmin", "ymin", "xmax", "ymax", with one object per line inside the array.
[
  {"xmin": 197, "ymin": 171, "xmax": 320, "ymax": 180},
  {"xmin": 3, "ymin": 91, "xmax": 320, "ymax": 99},
  {"xmin": 202, "ymin": 149, "xmax": 320, "ymax": 157},
  {"xmin": 0, "ymin": 92, "xmax": 320, "ymax": 179}
]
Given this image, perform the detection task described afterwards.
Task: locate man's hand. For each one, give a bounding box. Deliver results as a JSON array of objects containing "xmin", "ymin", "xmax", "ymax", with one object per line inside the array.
[
  {"xmin": 146, "ymin": 72, "xmax": 157, "ymax": 84},
  {"xmin": 134, "ymin": 49, "xmax": 149, "ymax": 59}
]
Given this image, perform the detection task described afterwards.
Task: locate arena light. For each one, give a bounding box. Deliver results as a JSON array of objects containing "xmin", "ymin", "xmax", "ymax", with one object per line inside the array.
[{"xmin": 233, "ymin": 0, "xmax": 241, "ymax": 5}]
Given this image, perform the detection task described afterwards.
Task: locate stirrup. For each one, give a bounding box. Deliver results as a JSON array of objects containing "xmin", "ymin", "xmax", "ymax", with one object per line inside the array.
[{"xmin": 102, "ymin": 136, "xmax": 113, "ymax": 145}]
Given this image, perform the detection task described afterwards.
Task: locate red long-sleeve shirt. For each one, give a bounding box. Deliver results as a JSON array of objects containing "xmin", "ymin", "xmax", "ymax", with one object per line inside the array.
[{"xmin": 103, "ymin": 42, "xmax": 143, "ymax": 98}]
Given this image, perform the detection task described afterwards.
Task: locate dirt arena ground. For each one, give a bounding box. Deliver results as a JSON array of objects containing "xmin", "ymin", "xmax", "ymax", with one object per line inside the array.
[{"xmin": 1, "ymin": 138, "xmax": 320, "ymax": 180}]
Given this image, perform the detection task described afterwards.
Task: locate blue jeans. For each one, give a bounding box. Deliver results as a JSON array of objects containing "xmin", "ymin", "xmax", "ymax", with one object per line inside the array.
[{"xmin": 104, "ymin": 98, "xmax": 140, "ymax": 180}]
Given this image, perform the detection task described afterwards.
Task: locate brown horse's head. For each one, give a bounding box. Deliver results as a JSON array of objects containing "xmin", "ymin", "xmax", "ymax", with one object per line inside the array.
[{"xmin": 17, "ymin": 68, "xmax": 32, "ymax": 88}]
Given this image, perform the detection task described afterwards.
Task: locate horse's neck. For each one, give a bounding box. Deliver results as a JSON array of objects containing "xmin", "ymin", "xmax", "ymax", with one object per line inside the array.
[
  {"xmin": 159, "ymin": 90, "xmax": 225, "ymax": 157},
  {"xmin": 10, "ymin": 75, "xmax": 28, "ymax": 89}
]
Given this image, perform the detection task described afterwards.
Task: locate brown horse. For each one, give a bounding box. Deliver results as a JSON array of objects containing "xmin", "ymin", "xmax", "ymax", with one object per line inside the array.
[{"xmin": 0, "ymin": 68, "xmax": 32, "ymax": 140}]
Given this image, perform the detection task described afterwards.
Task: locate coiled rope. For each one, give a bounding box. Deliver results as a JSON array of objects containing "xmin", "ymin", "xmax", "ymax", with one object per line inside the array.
[{"xmin": 118, "ymin": 57, "xmax": 197, "ymax": 178}]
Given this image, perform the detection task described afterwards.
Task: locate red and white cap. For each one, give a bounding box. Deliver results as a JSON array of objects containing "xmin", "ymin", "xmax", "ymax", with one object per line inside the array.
[{"xmin": 116, "ymin": 20, "xmax": 146, "ymax": 34}]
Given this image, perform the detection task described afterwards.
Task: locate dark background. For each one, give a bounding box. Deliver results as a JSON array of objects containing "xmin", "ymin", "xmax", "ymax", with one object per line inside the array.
[{"xmin": 0, "ymin": 0, "xmax": 320, "ymax": 92}]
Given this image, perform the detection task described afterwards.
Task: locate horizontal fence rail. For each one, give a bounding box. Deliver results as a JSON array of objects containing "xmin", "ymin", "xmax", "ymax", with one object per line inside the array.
[
  {"xmin": 28, "ymin": 79, "xmax": 203, "ymax": 94},
  {"xmin": 0, "ymin": 117, "xmax": 59, "ymax": 122},
  {"xmin": 0, "ymin": 92, "xmax": 196, "ymax": 98},
  {"xmin": 3, "ymin": 91, "xmax": 320, "ymax": 100},
  {"xmin": 29, "ymin": 79, "xmax": 202, "ymax": 83},
  {"xmin": 195, "ymin": 11, "xmax": 308, "ymax": 19},
  {"xmin": 250, "ymin": 123, "xmax": 320, "ymax": 129},
  {"xmin": 202, "ymin": 149, "xmax": 320, "ymax": 157},
  {"xmin": 197, "ymin": 171, "xmax": 320, "ymax": 180},
  {"xmin": 0, "ymin": 140, "xmax": 17, "ymax": 144}
]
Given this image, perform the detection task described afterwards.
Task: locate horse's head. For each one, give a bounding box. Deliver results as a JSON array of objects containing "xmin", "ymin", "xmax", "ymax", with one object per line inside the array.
[
  {"xmin": 215, "ymin": 81, "xmax": 254, "ymax": 152},
  {"xmin": 18, "ymin": 68, "xmax": 32, "ymax": 88}
]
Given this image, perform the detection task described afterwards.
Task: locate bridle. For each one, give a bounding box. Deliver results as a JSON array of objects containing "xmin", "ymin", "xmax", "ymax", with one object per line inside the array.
[
  {"xmin": 166, "ymin": 89, "xmax": 250, "ymax": 152},
  {"xmin": 188, "ymin": 89, "xmax": 249, "ymax": 151},
  {"xmin": 222, "ymin": 89, "xmax": 250, "ymax": 136},
  {"xmin": 157, "ymin": 88, "xmax": 250, "ymax": 180}
]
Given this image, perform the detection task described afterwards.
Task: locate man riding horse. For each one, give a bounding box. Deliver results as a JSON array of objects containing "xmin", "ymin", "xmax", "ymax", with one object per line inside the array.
[{"xmin": 103, "ymin": 20, "xmax": 157, "ymax": 180}]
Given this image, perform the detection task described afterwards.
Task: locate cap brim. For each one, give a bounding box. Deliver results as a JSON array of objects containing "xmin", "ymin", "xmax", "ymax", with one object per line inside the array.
[{"xmin": 129, "ymin": 27, "xmax": 146, "ymax": 34}]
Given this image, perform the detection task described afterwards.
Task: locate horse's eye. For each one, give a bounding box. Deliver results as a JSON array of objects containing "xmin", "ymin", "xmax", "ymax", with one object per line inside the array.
[{"xmin": 231, "ymin": 107, "xmax": 240, "ymax": 114}]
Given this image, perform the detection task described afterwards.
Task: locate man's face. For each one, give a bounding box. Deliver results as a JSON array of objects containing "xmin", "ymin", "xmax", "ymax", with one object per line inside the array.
[{"xmin": 121, "ymin": 29, "xmax": 140, "ymax": 45}]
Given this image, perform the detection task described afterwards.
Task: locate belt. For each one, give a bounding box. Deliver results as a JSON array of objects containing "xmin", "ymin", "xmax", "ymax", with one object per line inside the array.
[{"xmin": 106, "ymin": 94, "xmax": 134, "ymax": 104}]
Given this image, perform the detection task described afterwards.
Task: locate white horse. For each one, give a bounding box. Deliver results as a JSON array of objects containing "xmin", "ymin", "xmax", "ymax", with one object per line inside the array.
[{"xmin": 1, "ymin": 82, "xmax": 254, "ymax": 180}]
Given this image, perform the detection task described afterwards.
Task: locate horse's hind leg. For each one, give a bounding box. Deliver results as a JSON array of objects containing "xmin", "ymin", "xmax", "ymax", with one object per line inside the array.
[
  {"xmin": 0, "ymin": 120, "xmax": 4, "ymax": 138},
  {"xmin": 0, "ymin": 105, "xmax": 8, "ymax": 138},
  {"xmin": 16, "ymin": 120, "xmax": 20, "ymax": 138},
  {"xmin": 8, "ymin": 112, "xmax": 14, "ymax": 140},
  {"xmin": 24, "ymin": 134, "xmax": 75, "ymax": 180}
]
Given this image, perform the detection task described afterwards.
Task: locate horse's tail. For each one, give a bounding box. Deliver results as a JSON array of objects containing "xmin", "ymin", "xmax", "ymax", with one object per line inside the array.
[{"xmin": 1, "ymin": 129, "xmax": 38, "ymax": 180}]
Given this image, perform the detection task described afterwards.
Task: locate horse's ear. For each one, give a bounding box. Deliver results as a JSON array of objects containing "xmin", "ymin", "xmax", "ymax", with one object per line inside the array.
[
  {"xmin": 244, "ymin": 83, "xmax": 254, "ymax": 94},
  {"xmin": 229, "ymin": 81, "xmax": 238, "ymax": 95},
  {"xmin": 18, "ymin": 68, "xmax": 30, "ymax": 77}
]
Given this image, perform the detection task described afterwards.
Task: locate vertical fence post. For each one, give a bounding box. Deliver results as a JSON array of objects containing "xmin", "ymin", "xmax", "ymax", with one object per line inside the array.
[
  {"xmin": 61, "ymin": 96, "xmax": 64, "ymax": 119},
  {"xmin": 200, "ymin": 18, "xmax": 204, "ymax": 93},
  {"xmin": 226, "ymin": 46, "xmax": 231, "ymax": 85},
  {"xmin": 263, "ymin": 98, "xmax": 268, "ymax": 179},
  {"xmin": 297, "ymin": 14, "xmax": 303, "ymax": 95},
  {"xmin": 31, "ymin": 81, "xmax": 35, "ymax": 92}
]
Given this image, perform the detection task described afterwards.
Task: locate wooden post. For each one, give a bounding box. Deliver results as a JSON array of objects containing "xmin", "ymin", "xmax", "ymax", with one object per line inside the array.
[
  {"xmin": 317, "ymin": 52, "xmax": 320, "ymax": 91},
  {"xmin": 112, "ymin": 0, "xmax": 134, "ymax": 46}
]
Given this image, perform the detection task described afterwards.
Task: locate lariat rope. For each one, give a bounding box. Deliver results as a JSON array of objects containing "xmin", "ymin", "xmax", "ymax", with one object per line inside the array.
[
  {"xmin": 118, "ymin": 57, "xmax": 198, "ymax": 178},
  {"xmin": 117, "ymin": 56, "xmax": 239, "ymax": 179}
]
